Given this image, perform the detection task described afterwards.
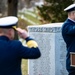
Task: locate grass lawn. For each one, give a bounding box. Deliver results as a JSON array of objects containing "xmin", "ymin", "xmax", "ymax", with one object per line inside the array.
[
  {"xmin": 24, "ymin": 13, "xmax": 41, "ymax": 25},
  {"xmin": 21, "ymin": 59, "xmax": 28, "ymax": 75},
  {"xmin": 18, "ymin": 11, "xmax": 41, "ymax": 25}
]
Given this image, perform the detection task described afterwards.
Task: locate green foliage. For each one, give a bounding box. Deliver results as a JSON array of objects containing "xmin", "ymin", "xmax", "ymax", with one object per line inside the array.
[{"xmin": 37, "ymin": 0, "xmax": 73, "ymax": 23}]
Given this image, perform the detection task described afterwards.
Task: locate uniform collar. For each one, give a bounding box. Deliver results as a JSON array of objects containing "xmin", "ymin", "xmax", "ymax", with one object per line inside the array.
[
  {"xmin": 68, "ymin": 18, "xmax": 75, "ymax": 23},
  {"xmin": 0, "ymin": 36, "xmax": 10, "ymax": 41},
  {"xmin": 66, "ymin": 18, "xmax": 75, "ymax": 25}
]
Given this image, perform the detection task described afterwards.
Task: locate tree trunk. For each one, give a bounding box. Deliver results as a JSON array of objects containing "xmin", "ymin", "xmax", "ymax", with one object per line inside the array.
[
  {"xmin": 0, "ymin": 0, "xmax": 7, "ymax": 17},
  {"xmin": 8, "ymin": 0, "xmax": 18, "ymax": 39},
  {"xmin": 8, "ymin": 0, "xmax": 18, "ymax": 16}
]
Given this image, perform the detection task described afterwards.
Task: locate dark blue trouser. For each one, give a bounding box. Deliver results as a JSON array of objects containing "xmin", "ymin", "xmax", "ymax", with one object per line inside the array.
[{"xmin": 69, "ymin": 71, "xmax": 75, "ymax": 75}]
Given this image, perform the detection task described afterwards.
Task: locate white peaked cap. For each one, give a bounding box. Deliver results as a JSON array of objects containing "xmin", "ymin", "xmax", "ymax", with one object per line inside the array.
[
  {"xmin": 64, "ymin": 4, "xmax": 75, "ymax": 12},
  {"xmin": 0, "ymin": 16, "xmax": 18, "ymax": 28}
]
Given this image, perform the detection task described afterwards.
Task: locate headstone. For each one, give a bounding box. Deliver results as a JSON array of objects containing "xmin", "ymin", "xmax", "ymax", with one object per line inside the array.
[{"xmin": 28, "ymin": 23, "xmax": 68, "ymax": 75}]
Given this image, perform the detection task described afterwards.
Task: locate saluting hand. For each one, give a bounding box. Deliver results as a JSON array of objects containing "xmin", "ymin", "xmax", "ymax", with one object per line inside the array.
[{"xmin": 16, "ymin": 28, "xmax": 29, "ymax": 39}]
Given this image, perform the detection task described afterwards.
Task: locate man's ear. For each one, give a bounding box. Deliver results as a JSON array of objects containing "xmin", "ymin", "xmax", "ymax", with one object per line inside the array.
[
  {"xmin": 7, "ymin": 29, "xmax": 12, "ymax": 35},
  {"xmin": 0, "ymin": 29, "xmax": 2, "ymax": 33}
]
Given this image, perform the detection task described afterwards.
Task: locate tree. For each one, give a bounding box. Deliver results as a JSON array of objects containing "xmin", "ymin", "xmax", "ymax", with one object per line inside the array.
[
  {"xmin": 37, "ymin": 0, "xmax": 73, "ymax": 24},
  {"xmin": 0, "ymin": 0, "xmax": 7, "ymax": 17},
  {"xmin": 8, "ymin": 0, "xmax": 18, "ymax": 16},
  {"xmin": 8, "ymin": 0, "xmax": 18, "ymax": 39},
  {"xmin": 24, "ymin": 0, "xmax": 32, "ymax": 8}
]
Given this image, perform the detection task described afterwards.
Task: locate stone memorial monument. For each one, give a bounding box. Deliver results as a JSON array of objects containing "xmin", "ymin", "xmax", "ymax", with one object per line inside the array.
[{"xmin": 27, "ymin": 23, "xmax": 68, "ymax": 75}]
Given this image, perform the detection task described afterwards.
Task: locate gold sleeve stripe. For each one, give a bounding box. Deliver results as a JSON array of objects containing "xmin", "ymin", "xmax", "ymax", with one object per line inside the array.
[{"xmin": 26, "ymin": 40, "xmax": 38, "ymax": 48}]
